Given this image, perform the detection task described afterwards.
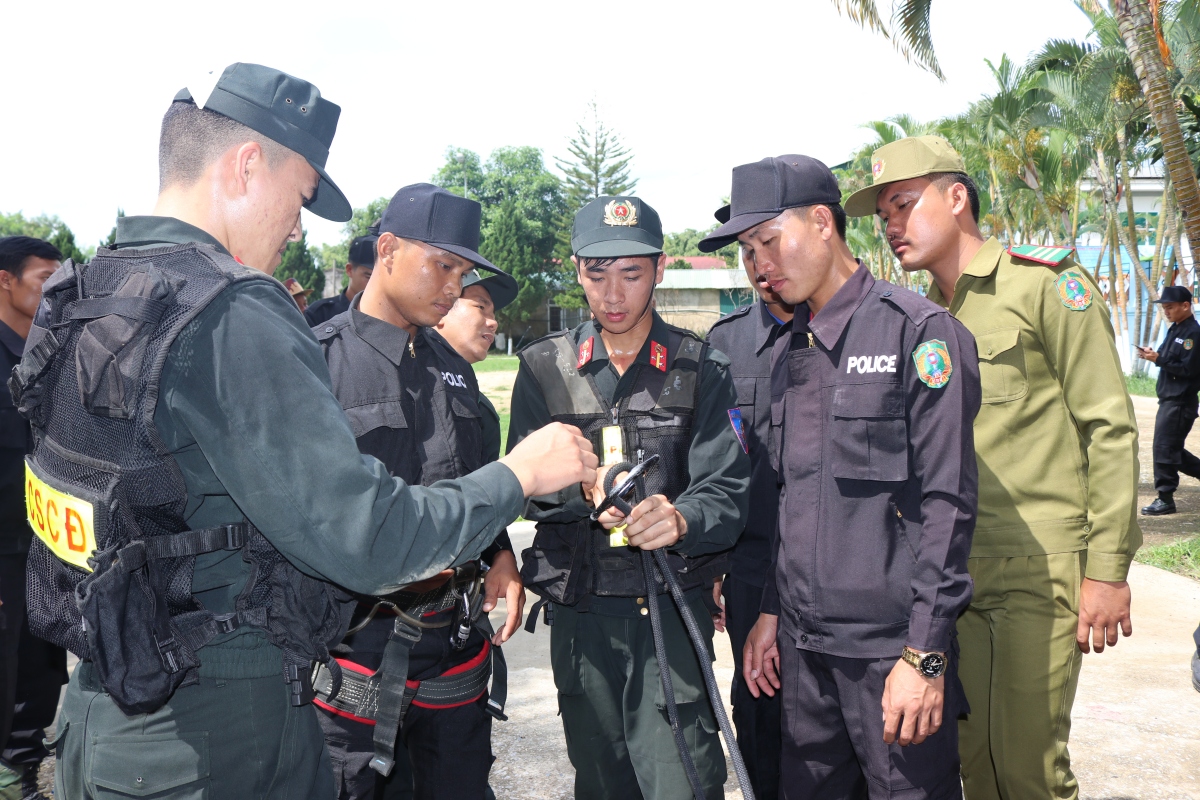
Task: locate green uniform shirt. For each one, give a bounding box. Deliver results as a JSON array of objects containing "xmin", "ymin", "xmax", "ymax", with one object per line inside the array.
[
  {"xmin": 926, "ymin": 237, "xmax": 1141, "ymax": 580},
  {"xmin": 507, "ymin": 313, "xmax": 749, "ymax": 557},
  {"xmin": 112, "ymin": 215, "xmax": 525, "ymax": 677}
]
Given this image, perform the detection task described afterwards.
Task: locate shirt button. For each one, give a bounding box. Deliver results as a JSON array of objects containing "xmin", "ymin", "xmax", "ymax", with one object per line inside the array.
[
  {"xmin": 986, "ymin": 348, "xmax": 993, "ymax": 355},
  {"xmin": 1083, "ymin": 524, "xmax": 1092, "ymax": 533},
  {"xmin": 324, "ymin": 326, "xmax": 334, "ymax": 333},
  {"xmin": 636, "ymin": 597, "xmax": 644, "ymax": 605},
  {"xmin": 800, "ymin": 634, "xmax": 809, "ymax": 643},
  {"xmin": 640, "ymin": 607, "xmax": 648, "ymax": 617}
]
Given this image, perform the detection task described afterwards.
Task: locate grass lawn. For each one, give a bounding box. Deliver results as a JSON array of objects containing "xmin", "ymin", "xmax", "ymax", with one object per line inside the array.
[
  {"xmin": 1126, "ymin": 373, "xmax": 1157, "ymax": 397},
  {"xmin": 474, "ymin": 354, "xmax": 520, "ymax": 373},
  {"xmin": 1136, "ymin": 535, "xmax": 1200, "ymax": 580}
]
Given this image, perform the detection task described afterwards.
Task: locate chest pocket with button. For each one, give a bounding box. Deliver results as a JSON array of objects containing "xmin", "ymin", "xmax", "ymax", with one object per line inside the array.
[
  {"xmin": 975, "ymin": 327, "xmax": 1027, "ymax": 404},
  {"xmin": 829, "ymin": 383, "xmax": 908, "ymax": 482}
]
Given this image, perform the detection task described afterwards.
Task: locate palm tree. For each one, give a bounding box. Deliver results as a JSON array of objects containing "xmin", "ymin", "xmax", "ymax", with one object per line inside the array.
[{"xmin": 832, "ymin": 0, "xmax": 1200, "ymax": 257}]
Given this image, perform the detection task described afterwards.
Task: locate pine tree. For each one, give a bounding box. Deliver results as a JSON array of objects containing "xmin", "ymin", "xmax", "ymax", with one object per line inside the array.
[
  {"xmin": 480, "ymin": 199, "xmax": 541, "ymax": 328},
  {"xmin": 553, "ymin": 100, "xmax": 639, "ymax": 306}
]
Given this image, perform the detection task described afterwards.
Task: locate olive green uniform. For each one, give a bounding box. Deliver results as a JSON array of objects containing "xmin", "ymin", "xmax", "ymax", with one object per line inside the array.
[
  {"xmin": 926, "ymin": 238, "xmax": 1142, "ymax": 800},
  {"xmin": 508, "ymin": 313, "xmax": 750, "ymax": 800}
]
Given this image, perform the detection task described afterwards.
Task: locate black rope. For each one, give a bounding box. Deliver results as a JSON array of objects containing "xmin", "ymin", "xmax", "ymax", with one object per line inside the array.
[{"xmin": 601, "ymin": 463, "xmax": 755, "ymax": 800}]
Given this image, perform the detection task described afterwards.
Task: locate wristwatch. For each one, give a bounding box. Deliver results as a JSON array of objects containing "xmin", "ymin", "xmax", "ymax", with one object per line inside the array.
[{"xmin": 901, "ymin": 646, "xmax": 947, "ymax": 679}]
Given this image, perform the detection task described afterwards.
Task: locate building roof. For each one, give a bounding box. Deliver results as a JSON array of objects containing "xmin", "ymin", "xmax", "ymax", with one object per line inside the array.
[
  {"xmin": 658, "ymin": 269, "xmax": 751, "ymax": 290},
  {"xmin": 665, "ymin": 256, "xmax": 728, "ymax": 270}
]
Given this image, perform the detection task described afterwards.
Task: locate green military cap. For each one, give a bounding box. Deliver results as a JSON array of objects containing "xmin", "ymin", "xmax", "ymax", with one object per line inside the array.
[
  {"xmin": 844, "ymin": 135, "xmax": 967, "ymax": 218},
  {"xmin": 571, "ymin": 196, "xmax": 663, "ymax": 258},
  {"xmin": 462, "ymin": 270, "xmax": 519, "ymax": 311},
  {"xmin": 175, "ymin": 63, "xmax": 352, "ymax": 222}
]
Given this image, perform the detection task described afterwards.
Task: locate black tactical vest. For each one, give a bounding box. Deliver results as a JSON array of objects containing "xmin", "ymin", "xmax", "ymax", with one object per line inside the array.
[
  {"xmin": 11, "ymin": 245, "xmax": 350, "ymax": 715},
  {"xmin": 518, "ymin": 325, "xmax": 727, "ymax": 603}
]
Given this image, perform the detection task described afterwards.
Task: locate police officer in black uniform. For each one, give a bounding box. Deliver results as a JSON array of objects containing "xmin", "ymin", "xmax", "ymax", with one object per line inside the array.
[
  {"xmin": 1138, "ymin": 286, "xmax": 1200, "ymax": 515},
  {"xmin": 0, "ymin": 237, "xmax": 67, "ymax": 800},
  {"xmin": 306, "ymin": 232, "xmax": 377, "ymax": 327},
  {"xmin": 18, "ymin": 63, "xmax": 595, "ymax": 800},
  {"xmin": 704, "ymin": 211, "xmax": 791, "ymax": 800},
  {"xmin": 700, "ymin": 156, "xmax": 980, "ymax": 800},
  {"xmin": 311, "ymin": 184, "xmax": 524, "ymax": 800}
]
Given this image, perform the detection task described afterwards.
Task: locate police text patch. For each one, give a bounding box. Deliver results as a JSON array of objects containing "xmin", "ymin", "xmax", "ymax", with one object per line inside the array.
[
  {"xmin": 441, "ymin": 371, "xmax": 468, "ymax": 389},
  {"xmin": 1055, "ymin": 271, "xmax": 1092, "ymax": 311},
  {"xmin": 846, "ymin": 354, "xmax": 898, "ymax": 374},
  {"xmin": 913, "ymin": 340, "xmax": 953, "ymax": 389}
]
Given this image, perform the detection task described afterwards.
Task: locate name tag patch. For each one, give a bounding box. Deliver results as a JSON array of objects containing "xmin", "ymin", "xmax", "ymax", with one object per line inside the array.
[
  {"xmin": 25, "ymin": 462, "xmax": 96, "ymax": 572},
  {"xmin": 846, "ymin": 355, "xmax": 898, "ymax": 374}
]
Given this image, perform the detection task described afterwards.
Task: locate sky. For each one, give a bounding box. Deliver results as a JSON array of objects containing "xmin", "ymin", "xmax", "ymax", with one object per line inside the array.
[{"xmin": 1, "ymin": 1, "xmax": 1096, "ymax": 251}]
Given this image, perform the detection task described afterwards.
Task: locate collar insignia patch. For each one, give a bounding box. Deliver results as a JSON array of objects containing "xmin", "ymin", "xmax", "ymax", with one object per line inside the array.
[
  {"xmin": 728, "ymin": 408, "xmax": 749, "ymax": 454},
  {"xmin": 603, "ymin": 199, "xmax": 638, "ymax": 227},
  {"xmin": 913, "ymin": 339, "xmax": 953, "ymax": 389},
  {"xmin": 577, "ymin": 336, "xmax": 594, "ymax": 369},
  {"xmin": 650, "ymin": 341, "xmax": 667, "ymax": 372},
  {"xmin": 1055, "ymin": 271, "xmax": 1092, "ymax": 311}
]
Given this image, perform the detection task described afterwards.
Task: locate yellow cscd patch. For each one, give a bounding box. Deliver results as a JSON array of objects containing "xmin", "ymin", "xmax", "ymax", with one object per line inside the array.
[{"xmin": 26, "ymin": 462, "xmax": 97, "ymax": 572}]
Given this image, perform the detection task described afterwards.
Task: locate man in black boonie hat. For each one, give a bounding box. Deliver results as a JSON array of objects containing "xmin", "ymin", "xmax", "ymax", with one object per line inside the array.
[
  {"xmin": 305, "ymin": 231, "xmax": 379, "ymax": 326},
  {"xmin": 311, "ymin": 184, "xmax": 529, "ymax": 800},
  {"xmin": 714, "ymin": 156, "xmax": 980, "ymax": 800},
  {"xmin": 39, "ymin": 66, "xmax": 596, "ymax": 800},
  {"xmin": 1138, "ymin": 285, "xmax": 1200, "ymax": 515},
  {"xmin": 507, "ymin": 195, "xmax": 750, "ymax": 798}
]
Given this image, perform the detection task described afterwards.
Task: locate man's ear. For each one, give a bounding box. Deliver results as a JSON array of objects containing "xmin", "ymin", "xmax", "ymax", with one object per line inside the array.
[
  {"xmin": 231, "ymin": 141, "xmax": 265, "ymax": 198},
  {"xmin": 0, "ymin": 270, "xmax": 14, "ymax": 293},
  {"xmin": 654, "ymin": 253, "xmax": 667, "ymax": 285},
  {"xmin": 378, "ymin": 233, "xmax": 401, "ymax": 271},
  {"xmin": 946, "ymin": 182, "xmax": 971, "ymax": 219},
  {"xmin": 813, "ymin": 205, "xmax": 835, "ymax": 241}
]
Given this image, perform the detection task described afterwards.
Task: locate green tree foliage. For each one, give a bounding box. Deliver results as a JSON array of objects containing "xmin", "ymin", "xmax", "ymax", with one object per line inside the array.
[
  {"xmin": 666, "ymin": 258, "xmax": 693, "ymax": 270},
  {"xmin": 103, "ymin": 209, "xmax": 125, "ymax": 249},
  {"xmin": 434, "ymin": 146, "xmax": 569, "ymax": 329},
  {"xmin": 663, "ymin": 226, "xmax": 741, "ymax": 268},
  {"xmin": 0, "ymin": 211, "xmax": 91, "ymax": 263},
  {"xmin": 314, "ymin": 196, "xmax": 389, "ymax": 293},
  {"xmin": 556, "ymin": 100, "xmax": 637, "ymax": 207},
  {"xmin": 275, "ymin": 228, "xmax": 325, "ymax": 298}
]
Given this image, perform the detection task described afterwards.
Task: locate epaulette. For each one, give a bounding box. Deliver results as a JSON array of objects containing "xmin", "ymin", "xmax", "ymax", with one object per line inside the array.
[
  {"xmin": 875, "ymin": 282, "xmax": 940, "ymax": 325},
  {"xmin": 709, "ymin": 304, "xmax": 753, "ymax": 330},
  {"xmin": 312, "ymin": 312, "xmax": 351, "ymax": 342},
  {"xmin": 516, "ymin": 326, "xmax": 575, "ymax": 357},
  {"xmin": 1007, "ymin": 244, "xmax": 1075, "ymax": 267}
]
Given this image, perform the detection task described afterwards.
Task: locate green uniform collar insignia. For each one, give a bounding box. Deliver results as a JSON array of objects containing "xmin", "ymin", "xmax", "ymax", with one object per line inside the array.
[
  {"xmin": 1007, "ymin": 244, "xmax": 1075, "ymax": 266},
  {"xmin": 1055, "ymin": 271, "xmax": 1093, "ymax": 311},
  {"xmin": 913, "ymin": 339, "xmax": 953, "ymax": 389}
]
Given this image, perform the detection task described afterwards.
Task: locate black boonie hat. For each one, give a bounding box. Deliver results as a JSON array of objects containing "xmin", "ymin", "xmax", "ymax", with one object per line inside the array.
[
  {"xmin": 347, "ymin": 235, "xmax": 377, "ymax": 268},
  {"xmin": 377, "ymin": 184, "xmax": 501, "ymax": 275},
  {"xmin": 571, "ymin": 196, "xmax": 663, "ymax": 258},
  {"xmin": 174, "ymin": 63, "xmax": 351, "ymax": 222},
  {"xmin": 1154, "ymin": 286, "xmax": 1194, "ymax": 304},
  {"xmin": 699, "ymin": 155, "xmax": 841, "ymax": 252},
  {"xmin": 462, "ymin": 271, "xmax": 519, "ymax": 311}
]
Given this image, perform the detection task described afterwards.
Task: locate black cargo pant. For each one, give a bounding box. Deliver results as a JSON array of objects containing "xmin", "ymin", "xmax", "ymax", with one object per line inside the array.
[
  {"xmin": 725, "ymin": 575, "xmax": 781, "ymax": 800},
  {"xmin": 1153, "ymin": 398, "xmax": 1200, "ymax": 494},
  {"xmin": 0, "ymin": 548, "xmax": 67, "ymax": 768},
  {"xmin": 778, "ymin": 629, "xmax": 963, "ymax": 800},
  {"xmin": 317, "ymin": 612, "xmax": 494, "ymax": 800}
]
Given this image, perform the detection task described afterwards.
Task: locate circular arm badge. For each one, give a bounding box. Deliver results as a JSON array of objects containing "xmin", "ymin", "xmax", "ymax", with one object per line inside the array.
[
  {"xmin": 1055, "ymin": 271, "xmax": 1093, "ymax": 311},
  {"xmin": 913, "ymin": 339, "xmax": 953, "ymax": 389}
]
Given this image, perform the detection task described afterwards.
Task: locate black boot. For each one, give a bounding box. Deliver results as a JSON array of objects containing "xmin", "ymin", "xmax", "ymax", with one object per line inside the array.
[{"xmin": 1141, "ymin": 494, "xmax": 1177, "ymax": 515}]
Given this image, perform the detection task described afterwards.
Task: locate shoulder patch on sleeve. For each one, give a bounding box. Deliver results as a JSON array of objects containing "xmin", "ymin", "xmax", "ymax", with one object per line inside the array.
[
  {"xmin": 1008, "ymin": 244, "xmax": 1075, "ymax": 266},
  {"xmin": 1054, "ymin": 271, "xmax": 1093, "ymax": 311},
  {"xmin": 913, "ymin": 339, "xmax": 953, "ymax": 389}
]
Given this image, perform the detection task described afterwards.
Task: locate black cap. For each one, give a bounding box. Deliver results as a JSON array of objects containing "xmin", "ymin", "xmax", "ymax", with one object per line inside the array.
[
  {"xmin": 571, "ymin": 196, "xmax": 664, "ymax": 258},
  {"xmin": 174, "ymin": 63, "xmax": 351, "ymax": 222},
  {"xmin": 1154, "ymin": 286, "xmax": 1194, "ymax": 304},
  {"xmin": 462, "ymin": 270, "xmax": 519, "ymax": 311},
  {"xmin": 347, "ymin": 235, "xmax": 377, "ymax": 268},
  {"xmin": 698, "ymin": 155, "xmax": 842, "ymax": 252},
  {"xmin": 377, "ymin": 184, "xmax": 500, "ymax": 275}
]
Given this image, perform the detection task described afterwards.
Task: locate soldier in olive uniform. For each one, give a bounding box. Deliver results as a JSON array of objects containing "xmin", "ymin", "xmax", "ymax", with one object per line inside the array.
[
  {"xmin": 847, "ymin": 135, "xmax": 1141, "ymax": 800},
  {"xmin": 508, "ymin": 196, "xmax": 750, "ymax": 800},
  {"xmin": 26, "ymin": 64, "xmax": 596, "ymax": 800}
]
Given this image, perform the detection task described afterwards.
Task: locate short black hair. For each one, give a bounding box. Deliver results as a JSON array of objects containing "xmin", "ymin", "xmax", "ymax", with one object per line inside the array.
[
  {"xmin": 789, "ymin": 203, "xmax": 847, "ymax": 240},
  {"xmin": 931, "ymin": 172, "xmax": 981, "ymax": 223},
  {"xmin": 158, "ymin": 101, "xmax": 292, "ymax": 191},
  {"xmin": 576, "ymin": 254, "xmax": 661, "ymax": 271},
  {"xmin": 0, "ymin": 236, "xmax": 62, "ymax": 279}
]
